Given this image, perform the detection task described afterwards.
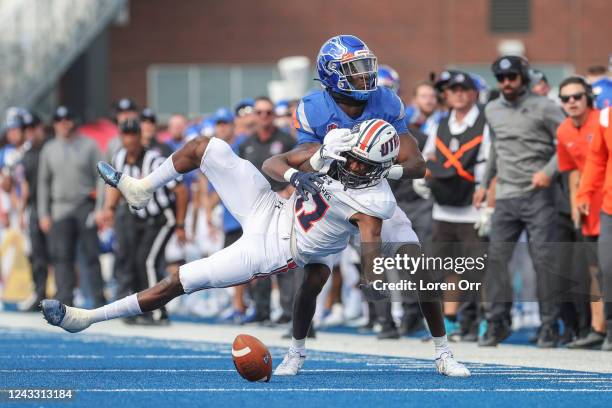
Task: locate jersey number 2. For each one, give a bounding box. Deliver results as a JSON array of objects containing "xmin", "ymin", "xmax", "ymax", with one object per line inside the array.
[{"xmin": 295, "ymin": 193, "xmax": 330, "ymax": 232}]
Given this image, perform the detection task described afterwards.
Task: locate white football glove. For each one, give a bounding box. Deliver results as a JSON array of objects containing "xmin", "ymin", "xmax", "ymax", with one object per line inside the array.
[
  {"xmin": 385, "ymin": 164, "xmax": 404, "ymax": 180},
  {"xmin": 474, "ymin": 207, "xmax": 495, "ymax": 237},
  {"xmin": 310, "ymin": 128, "xmax": 356, "ymax": 170},
  {"xmin": 412, "ymin": 178, "xmax": 431, "ymax": 199}
]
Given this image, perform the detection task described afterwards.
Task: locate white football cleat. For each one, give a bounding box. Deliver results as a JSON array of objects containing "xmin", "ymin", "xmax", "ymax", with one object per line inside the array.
[
  {"xmin": 274, "ymin": 349, "xmax": 306, "ymax": 376},
  {"xmin": 97, "ymin": 162, "xmax": 153, "ymax": 209},
  {"xmin": 41, "ymin": 300, "xmax": 92, "ymax": 333},
  {"xmin": 435, "ymin": 352, "xmax": 471, "ymax": 377}
]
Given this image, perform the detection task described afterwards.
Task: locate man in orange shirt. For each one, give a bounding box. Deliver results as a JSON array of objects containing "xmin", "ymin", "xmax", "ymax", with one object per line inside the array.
[
  {"xmin": 577, "ymin": 101, "xmax": 612, "ymax": 351},
  {"xmin": 557, "ymin": 76, "xmax": 605, "ymax": 348}
]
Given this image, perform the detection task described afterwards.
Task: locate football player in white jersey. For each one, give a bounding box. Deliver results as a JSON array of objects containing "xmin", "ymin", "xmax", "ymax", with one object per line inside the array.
[{"xmin": 40, "ymin": 120, "xmax": 392, "ymax": 331}]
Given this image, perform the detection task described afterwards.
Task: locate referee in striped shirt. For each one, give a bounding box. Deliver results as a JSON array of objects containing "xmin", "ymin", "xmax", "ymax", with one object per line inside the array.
[{"xmin": 99, "ymin": 119, "xmax": 188, "ymax": 324}]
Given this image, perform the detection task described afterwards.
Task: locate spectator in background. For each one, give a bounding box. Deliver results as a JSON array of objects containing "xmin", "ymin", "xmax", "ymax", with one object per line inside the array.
[
  {"xmin": 38, "ymin": 106, "xmax": 106, "ymax": 307},
  {"xmin": 586, "ymin": 65, "xmax": 612, "ymax": 110},
  {"xmin": 100, "ymin": 119, "xmax": 188, "ymax": 324},
  {"xmin": 140, "ymin": 108, "xmax": 172, "ymax": 157},
  {"xmin": 234, "ymin": 99, "xmax": 257, "ymax": 138},
  {"xmin": 530, "ymin": 69, "xmax": 552, "ymax": 97},
  {"xmin": 474, "ymin": 56, "xmax": 565, "ymax": 348},
  {"xmin": 238, "ymin": 96, "xmax": 295, "ymax": 323},
  {"xmin": 422, "ymin": 71, "xmax": 490, "ymax": 342},
  {"xmin": 577, "ymin": 105, "xmax": 612, "ymax": 351},
  {"xmin": 18, "ymin": 112, "xmax": 49, "ymax": 311},
  {"xmin": 405, "ymin": 81, "xmax": 443, "ymax": 135},
  {"xmin": 556, "ymin": 76, "xmax": 606, "ymax": 348},
  {"xmin": 106, "ymin": 98, "xmax": 139, "ymax": 161},
  {"xmin": 166, "ymin": 114, "xmax": 189, "ymax": 152}
]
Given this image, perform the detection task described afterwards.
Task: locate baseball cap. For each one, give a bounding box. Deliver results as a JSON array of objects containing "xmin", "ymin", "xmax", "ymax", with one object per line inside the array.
[
  {"xmin": 115, "ymin": 98, "xmax": 138, "ymax": 112},
  {"xmin": 119, "ymin": 119, "xmax": 141, "ymax": 134},
  {"xmin": 214, "ymin": 107, "xmax": 234, "ymax": 124},
  {"xmin": 234, "ymin": 98, "xmax": 255, "ymax": 117},
  {"xmin": 530, "ymin": 69, "xmax": 548, "ymax": 84},
  {"xmin": 140, "ymin": 107, "xmax": 156, "ymax": 123},
  {"xmin": 22, "ymin": 111, "xmax": 42, "ymax": 128},
  {"xmin": 53, "ymin": 106, "xmax": 75, "ymax": 122},
  {"xmin": 434, "ymin": 69, "xmax": 461, "ymax": 92},
  {"xmin": 446, "ymin": 71, "xmax": 477, "ymax": 90},
  {"xmin": 275, "ymin": 100, "xmax": 290, "ymax": 116}
]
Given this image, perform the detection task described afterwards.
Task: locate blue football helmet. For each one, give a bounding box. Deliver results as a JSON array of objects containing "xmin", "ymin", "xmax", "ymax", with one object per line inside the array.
[
  {"xmin": 377, "ymin": 64, "xmax": 401, "ymax": 94},
  {"xmin": 317, "ymin": 35, "xmax": 378, "ymax": 101}
]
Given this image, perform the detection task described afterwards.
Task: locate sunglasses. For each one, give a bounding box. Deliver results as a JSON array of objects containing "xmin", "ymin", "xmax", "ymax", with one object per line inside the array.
[
  {"xmin": 559, "ymin": 92, "xmax": 585, "ymax": 103},
  {"xmin": 495, "ymin": 73, "xmax": 518, "ymax": 83},
  {"xmin": 255, "ymin": 110, "xmax": 273, "ymax": 116}
]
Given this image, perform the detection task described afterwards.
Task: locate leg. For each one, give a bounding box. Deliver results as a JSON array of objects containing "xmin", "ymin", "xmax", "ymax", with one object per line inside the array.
[
  {"xmin": 599, "ymin": 212, "xmax": 612, "ymax": 351},
  {"xmin": 76, "ymin": 203, "xmax": 107, "ymax": 307},
  {"xmin": 49, "ymin": 217, "xmax": 77, "ymax": 306},
  {"xmin": 28, "ymin": 212, "xmax": 49, "ymax": 303}
]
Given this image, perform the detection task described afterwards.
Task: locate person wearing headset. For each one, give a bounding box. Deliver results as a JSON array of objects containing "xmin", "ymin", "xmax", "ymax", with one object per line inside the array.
[{"xmin": 473, "ymin": 56, "xmax": 566, "ymax": 348}]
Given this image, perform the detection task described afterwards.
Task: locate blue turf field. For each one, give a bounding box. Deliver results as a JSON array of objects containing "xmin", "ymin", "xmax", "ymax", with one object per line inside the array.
[{"xmin": 1, "ymin": 327, "xmax": 611, "ymax": 407}]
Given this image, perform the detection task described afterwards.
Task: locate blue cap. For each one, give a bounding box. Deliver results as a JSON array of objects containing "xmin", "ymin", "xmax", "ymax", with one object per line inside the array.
[
  {"xmin": 199, "ymin": 117, "xmax": 216, "ymax": 137},
  {"xmin": 275, "ymin": 100, "xmax": 290, "ymax": 116},
  {"xmin": 234, "ymin": 98, "xmax": 254, "ymax": 117},
  {"xmin": 214, "ymin": 107, "xmax": 234, "ymax": 124},
  {"xmin": 185, "ymin": 123, "xmax": 201, "ymax": 140}
]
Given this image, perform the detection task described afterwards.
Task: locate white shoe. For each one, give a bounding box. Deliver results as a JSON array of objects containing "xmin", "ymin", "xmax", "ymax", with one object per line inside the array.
[
  {"xmin": 41, "ymin": 300, "xmax": 92, "ymax": 333},
  {"xmin": 274, "ymin": 349, "xmax": 306, "ymax": 376},
  {"xmin": 97, "ymin": 162, "xmax": 153, "ymax": 209},
  {"xmin": 435, "ymin": 352, "xmax": 471, "ymax": 377}
]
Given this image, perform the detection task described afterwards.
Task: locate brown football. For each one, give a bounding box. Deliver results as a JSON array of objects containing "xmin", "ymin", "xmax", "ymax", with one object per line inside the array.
[{"xmin": 232, "ymin": 334, "xmax": 273, "ymax": 382}]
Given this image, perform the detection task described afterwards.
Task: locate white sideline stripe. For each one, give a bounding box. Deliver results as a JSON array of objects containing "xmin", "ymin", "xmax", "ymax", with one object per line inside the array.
[
  {"xmin": 0, "ymin": 368, "xmax": 452, "ymax": 373},
  {"xmin": 231, "ymin": 346, "xmax": 251, "ymax": 358},
  {"xmin": 77, "ymin": 388, "xmax": 612, "ymax": 393}
]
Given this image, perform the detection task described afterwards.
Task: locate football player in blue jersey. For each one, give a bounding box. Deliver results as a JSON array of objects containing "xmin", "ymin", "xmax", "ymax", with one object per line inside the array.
[{"xmin": 265, "ymin": 35, "xmax": 469, "ymax": 377}]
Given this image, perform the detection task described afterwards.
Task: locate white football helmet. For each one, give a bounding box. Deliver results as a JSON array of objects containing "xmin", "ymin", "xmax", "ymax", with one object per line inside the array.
[{"xmin": 335, "ymin": 119, "xmax": 400, "ymax": 189}]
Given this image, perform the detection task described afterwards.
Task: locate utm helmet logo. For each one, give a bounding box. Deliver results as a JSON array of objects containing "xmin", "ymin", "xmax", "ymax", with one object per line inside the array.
[{"xmin": 327, "ymin": 123, "xmax": 339, "ymax": 132}]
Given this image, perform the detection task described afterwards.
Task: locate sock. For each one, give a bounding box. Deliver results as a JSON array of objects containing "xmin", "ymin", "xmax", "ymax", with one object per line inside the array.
[
  {"xmin": 90, "ymin": 294, "xmax": 142, "ymax": 323},
  {"xmin": 142, "ymin": 154, "xmax": 181, "ymax": 191},
  {"xmin": 432, "ymin": 335, "xmax": 451, "ymax": 359},
  {"xmin": 290, "ymin": 337, "xmax": 306, "ymax": 356}
]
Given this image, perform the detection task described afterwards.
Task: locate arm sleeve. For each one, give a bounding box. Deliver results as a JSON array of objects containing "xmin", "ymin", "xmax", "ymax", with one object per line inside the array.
[
  {"xmin": 577, "ymin": 120, "xmax": 608, "ymax": 203},
  {"xmin": 474, "ymin": 124, "xmax": 492, "ymax": 185},
  {"xmin": 37, "ymin": 146, "xmax": 51, "ymax": 218}
]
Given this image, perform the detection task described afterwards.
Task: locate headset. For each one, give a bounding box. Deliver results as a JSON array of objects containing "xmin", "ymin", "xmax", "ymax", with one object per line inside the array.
[{"xmin": 559, "ymin": 75, "xmax": 594, "ymax": 107}]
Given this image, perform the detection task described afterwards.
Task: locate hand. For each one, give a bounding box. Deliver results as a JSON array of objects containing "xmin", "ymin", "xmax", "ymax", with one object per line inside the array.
[
  {"xmin": 385, "ymin": 164, "xmax": 404, "ymax": 180},
  {"xmin": 531, "ymin": 171, "xmax": 551, "ymax": 188},
  {"xmin": 412, "ymin": 178, "xmax": 431, "ymax": 199},
  {"xmin": 289, "ymin": 171, "xmax": 325, "ymax": 201},
  {"xmin": 39, "ymin": 216, "xmax": 52, "ymax": 234},
  {"xmin": 96, "ymin": 209, "xmax": 114, "ymax": 229},
  {"xmin": 576, "ymin": 200, "xmax": 590, "ymax": 217},
  {"xmin": 473, "ymin": 187, "xmax": 486, "ymax": 208},
  {"xmin": 175, "ymin": 226, "xmax": 187, "ymax": 245},
  {"xmin": 474, "ymin": 207, "xmax": 495, "ymax": 237},
  {"xmin": 571, "ymin": 206, "xmax": 582, "ymax": 230},
  {"xmin": 310, "ymin": 129, "xmax": 355, "ymax": 170}
]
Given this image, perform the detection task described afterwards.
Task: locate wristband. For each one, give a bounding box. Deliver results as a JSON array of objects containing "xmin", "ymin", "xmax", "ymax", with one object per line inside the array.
[
  {"xmin": 175, "ymin": 223, "xmax": 185, "ymax": 229},
  {"xmin": 283, "ymin": 168, "xmax": 298, "ymax": 183},
  {"xmin": 309, "ymin": 147, "xmax": 325, "ymax": 171}
]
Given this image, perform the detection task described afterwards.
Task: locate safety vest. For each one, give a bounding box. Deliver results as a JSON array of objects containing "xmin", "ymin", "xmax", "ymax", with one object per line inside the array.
[{"xmin": 428, "ymin": 108, "xmax": 486, "ymax": 206}]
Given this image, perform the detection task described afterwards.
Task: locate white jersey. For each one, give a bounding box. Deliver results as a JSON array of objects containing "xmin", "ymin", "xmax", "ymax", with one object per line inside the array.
[{"xmin": 290, "ymin": 175, "xmax": 396, "ymax": 266}]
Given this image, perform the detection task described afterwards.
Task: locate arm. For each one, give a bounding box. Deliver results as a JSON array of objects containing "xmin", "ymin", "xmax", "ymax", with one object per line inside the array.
[
  {"xmin": 37, "ymin": 147, "xmax": 52, "ymax": 233},
  {"xmin": 395, "ymin": 131, "xmax": 426, "ymax": 179},
  {"xmin": 352, "ymin": 212, "xmax": 383, "ymax": 284},
  {"xmin": 262, "ymin": 143, "xmax": 319, "ymax": 182},
  {"xmin": 568, "ymin": 170, "xmax": 581, "ymax": 228},
  {"xmin": 172, "ymin": 182, "xmax": 189, "ymax": 244}
]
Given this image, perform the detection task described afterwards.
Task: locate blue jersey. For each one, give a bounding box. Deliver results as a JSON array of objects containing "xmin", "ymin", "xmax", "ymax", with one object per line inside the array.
[
  {"xmin": 295, "ymin": 87, "xmax": 408, "ymax": 145},
  {"xmin": 593, "ymin": 77, "xmax": 612, "ymax": 110}
]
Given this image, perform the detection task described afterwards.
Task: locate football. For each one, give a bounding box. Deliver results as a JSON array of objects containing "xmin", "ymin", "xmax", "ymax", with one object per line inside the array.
[{"xmin": 232, "ymin": 334, "xmax": 273, "ymax": 382}]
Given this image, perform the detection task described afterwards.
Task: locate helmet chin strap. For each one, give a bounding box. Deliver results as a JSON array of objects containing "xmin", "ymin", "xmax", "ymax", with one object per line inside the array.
[{"xmin": 329, "ymin": 90, "xmax": 368, "ymax": 107}]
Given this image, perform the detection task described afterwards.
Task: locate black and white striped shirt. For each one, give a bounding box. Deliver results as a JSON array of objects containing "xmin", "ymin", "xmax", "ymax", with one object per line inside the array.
[{"xmin": 112, "ymin": 148, "xmax": 181, "ymax": 219}]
